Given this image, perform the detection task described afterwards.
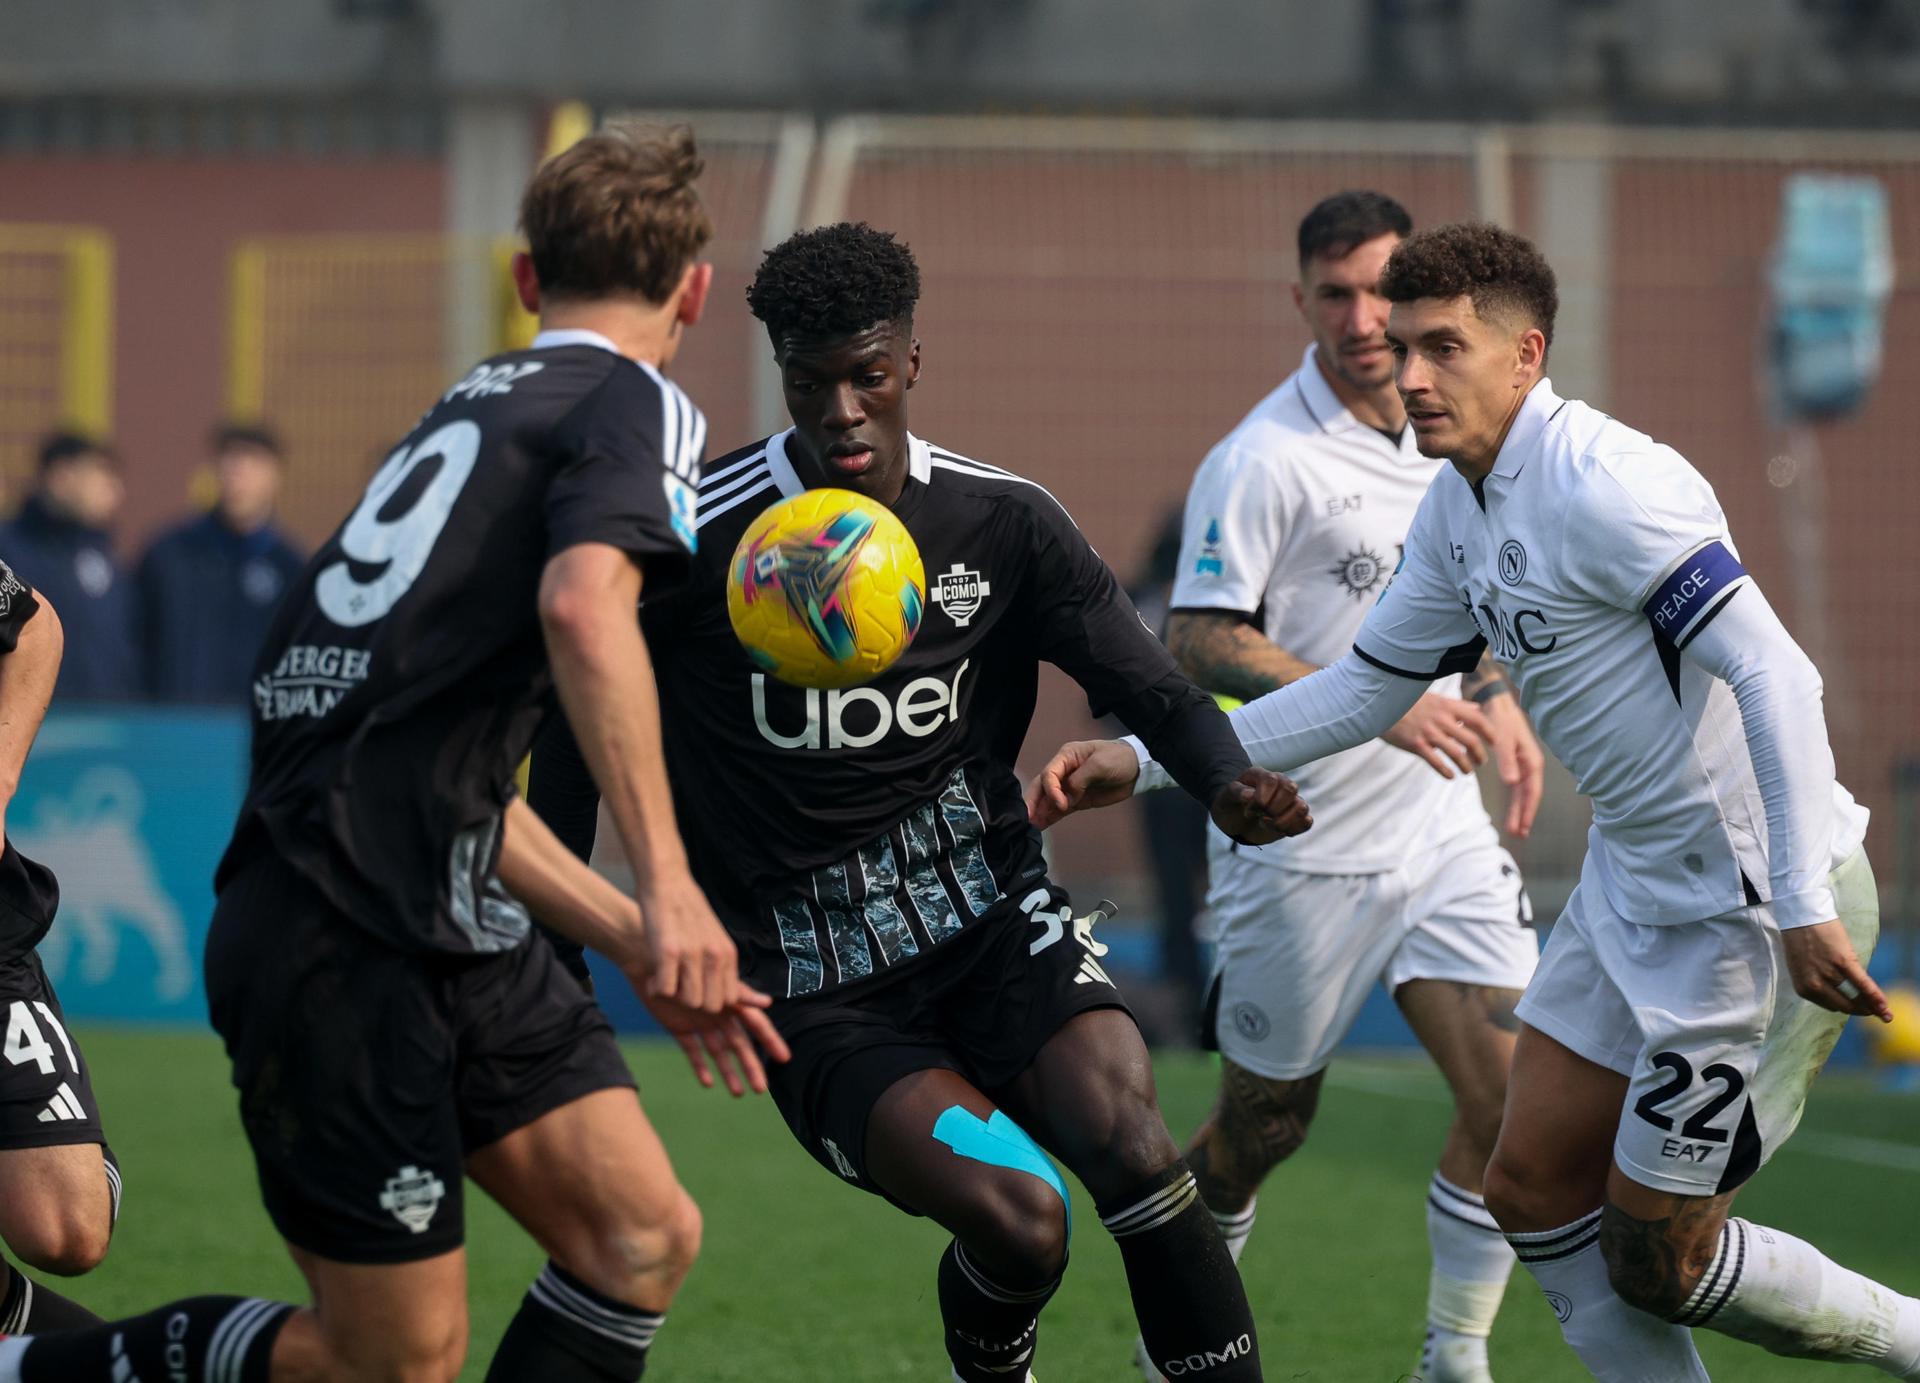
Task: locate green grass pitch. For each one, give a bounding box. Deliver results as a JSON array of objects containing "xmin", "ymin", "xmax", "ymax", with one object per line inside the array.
[{"xmin": 69, "ymin": 1029, "xmax": 1917, "ymax": 1380}]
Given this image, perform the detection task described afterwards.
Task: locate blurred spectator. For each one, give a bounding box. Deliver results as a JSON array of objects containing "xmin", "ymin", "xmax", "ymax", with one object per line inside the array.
[
  {"xmin": 0, "ymin": 432, "xmax": 136, "ymax": 701},
  {"xmin": 138, "ymin": 424, "xmax": 305, "ymax": 704}
]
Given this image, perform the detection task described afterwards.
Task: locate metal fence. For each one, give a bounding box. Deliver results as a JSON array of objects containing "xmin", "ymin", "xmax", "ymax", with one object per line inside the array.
[{"xmin": 0, "ymin": 223, "xmax": 111, "ymax": 497}]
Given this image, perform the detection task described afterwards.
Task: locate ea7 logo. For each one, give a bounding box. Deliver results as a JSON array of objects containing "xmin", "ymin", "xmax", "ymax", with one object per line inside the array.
[
  {"xmin": 931, "ymin": 563, "xmax": 992, "ymax": 627},
  {"xmin": 1161, "ymin": 1333, "xmax": 1255, "ymax": 1374}
]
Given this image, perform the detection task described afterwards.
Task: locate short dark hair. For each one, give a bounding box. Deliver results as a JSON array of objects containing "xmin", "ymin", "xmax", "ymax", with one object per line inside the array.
[
  {"xmin": 212, "ymin": 422, "xmax": 283, "ymax": 460},
  {"xmin": 746, "ymin": 222, "xmax": 921, "ymax": 347},
  {"xmin": 37, "ymin": 431, "xmax": 114, "ymax": 472},
  {"xmin": 1297, "ymin": 190, "xmax": 1412, "ymax": 268},
  {"xmin": 519, "ymin": 123, "xmax": 713, "ymax": 305},
  {"xmin": 1379, "ymin": 222, "xmax": 1558, "ymax": 348}
]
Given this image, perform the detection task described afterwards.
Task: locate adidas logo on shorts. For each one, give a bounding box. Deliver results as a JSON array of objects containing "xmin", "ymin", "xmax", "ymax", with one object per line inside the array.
[{"xmin": 35, "ymin": 1082, "xmax": 85, "ymax": 1124}]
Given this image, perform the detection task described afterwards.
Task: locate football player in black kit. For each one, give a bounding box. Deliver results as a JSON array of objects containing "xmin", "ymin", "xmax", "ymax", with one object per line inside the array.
[
  {"xmin": 0, "ymin": 127, "xmax": 785, "ymax": 1383},
  {"xmin": 529, "ymin": 222, "xmax": 1311, "ymax": 1382},
  {"xmin": 0, "ymin": 566, "xmax": 126, "ymax": 1334}
]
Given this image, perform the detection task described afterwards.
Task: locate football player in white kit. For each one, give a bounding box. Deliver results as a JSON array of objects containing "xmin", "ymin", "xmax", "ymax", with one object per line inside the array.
[
  {"xmin": 1032, "ymin": 221, "xmax": 1920, "ymax": 1381},
  {"xmin": 1135, "ymin": 191, "xmax": 1544, "ymax": 1383}
]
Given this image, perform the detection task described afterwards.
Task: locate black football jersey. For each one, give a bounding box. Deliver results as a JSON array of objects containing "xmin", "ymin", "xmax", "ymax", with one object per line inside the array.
[
  {"xmin": 217, "ymin": 335, "xmax": 706, "ymax": 954},
  {"xmin": 529, "ymin": 430, "xmax": 1249, "ymax": 999},
  {"xmin": 0, "ymin": 558, "xmax": 59, "ymax": 962}
]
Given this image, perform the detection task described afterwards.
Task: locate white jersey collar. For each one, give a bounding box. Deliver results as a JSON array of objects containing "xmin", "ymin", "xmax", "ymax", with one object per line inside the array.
[
  {"xmin": 530, "ymin": 327, "xmax": 622, "ymax": 355},
  {"xmin": 1295, "ymin": 344, "xmax": 1417, "ymax": 458},
  {"xmin": 764, "ymin": 428, "xmax": 930, "ymax": 497},
  {"xmin": 1489, "ymin": 377, "xmax": 1562, "ymax": 479}
]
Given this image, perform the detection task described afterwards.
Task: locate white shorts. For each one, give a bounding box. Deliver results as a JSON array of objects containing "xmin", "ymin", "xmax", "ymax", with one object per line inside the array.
[
  {"xmin": 1515, "ymin": 847, "xmax": 1879, "ymax": 1197},
  {"xmin": 1204, "ymin": 831, "xmax": 1540, "ymax": 1080}
]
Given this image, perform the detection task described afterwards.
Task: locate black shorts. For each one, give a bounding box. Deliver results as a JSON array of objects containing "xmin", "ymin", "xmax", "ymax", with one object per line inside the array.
[
  {"xmin": 766, "ymin": 883, "xmax": 1129, "ymax": 1207},
  {"xmin": 0, "ymin": 950, "xmax": 107, "ymax": 1153},
  {"xmin": 205, "ymin": 855, "xmax": 634, "ymax": 1264}
]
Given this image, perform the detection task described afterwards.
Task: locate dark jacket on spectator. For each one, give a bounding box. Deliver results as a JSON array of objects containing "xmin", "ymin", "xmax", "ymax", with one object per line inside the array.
[
  {"xmin": 138, "ymin": 512, "xmax": 305, "ymax": 705},
  {"xmin": 0, "ymin": 496, "xmax": 136, "ymax": 701}
]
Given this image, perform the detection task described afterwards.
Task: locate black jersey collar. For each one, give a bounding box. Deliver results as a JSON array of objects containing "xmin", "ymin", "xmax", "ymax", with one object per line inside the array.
[{"xmin": 765, "ymin": 429, "xmax": 934, "ymax": 500}]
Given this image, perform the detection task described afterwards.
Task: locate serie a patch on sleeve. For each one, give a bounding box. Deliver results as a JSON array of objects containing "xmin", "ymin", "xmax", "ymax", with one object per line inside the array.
[{"xmin": 1644, "ymin": 540, "xmax": 1748, "ymax": 647}]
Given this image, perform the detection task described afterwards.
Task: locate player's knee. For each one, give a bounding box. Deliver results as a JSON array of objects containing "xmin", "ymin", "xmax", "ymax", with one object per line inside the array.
[
  {"xmin": 579, "ymin": 1187, "xmax": 703, "ymax": 1299},
  {"xmin": 974, "ymin": 1174, "xmax": 1069, "ymax": 1283},
  {"xmin": 1065, "ymin": 1090, "xmax": 1180, "ymax": 1201},
  {"xmin": 1599, "ymin": 1204, "xmax": 1708, "ymax": 1320},
  {"xmin": 1454, "ymin": 1089, "xmax": 1508, "ymax": 1163},
  {"xmin": 361, "ymin": 1333, "xmax": 467, "ymax": 1383},
  {"xmin": 1479, "ymin": 1150, "xmax": 1543, "ymax": 1234},
  {"xmin": 3, "ymin": 1199, "xmax": 111, "ymax": 1276}
]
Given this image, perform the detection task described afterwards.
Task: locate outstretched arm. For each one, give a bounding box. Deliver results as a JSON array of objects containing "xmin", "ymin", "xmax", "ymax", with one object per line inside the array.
[
  {"xmin": 1680, "ymin": 583, "xmax": 1889, "ymax": 1021},
  {"xmin": 497, "ymin": 797, "xmax": 789, "ymax": 1095},
  {"xmin": 1027, "ymin": 651, "xmax": 1423, "ymax": 827},
  {"xmin": 539, "ymin": 542, "xmax": 736, "ymax": 1012},
  {"xmin": 1031, "ymin": 514, "xmax": 1309, "ymax": 844},
  {"xmin": 0, "ymin": 588, "xmax": 60, "ymax": 840}
]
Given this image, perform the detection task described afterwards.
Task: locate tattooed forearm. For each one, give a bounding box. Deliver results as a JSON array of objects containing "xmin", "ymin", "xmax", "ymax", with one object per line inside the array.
[
  {"xmin": 1165, "ymin": 611, "xmax": 1319, "ymax": 704},
  {"xmin": 1461, "ymin": 649, "xmax": 1513, "ymax": 704},
  {"xmin": 1187, "ymin": 1062, "xmax": 1325, "ymax": 1209}
]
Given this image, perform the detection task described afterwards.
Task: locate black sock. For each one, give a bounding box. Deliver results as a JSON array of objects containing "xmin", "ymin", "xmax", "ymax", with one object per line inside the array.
[
  {"xmin": 938, "ymin": 1240, "xmax": 1060, "ymax": 1383},
  {"xmin": 11, "ymin": 1295, "xmax": 292, "ymax": 1383},
  {"xmin": 484, "ymin": 1261, "xmax": 663, "ymax": 1382},
  {"xmin": 0, "ymin": 1261, "xmax": 101, "ymax": 1332},
  {"xmin": 1099, "ymin": 1161, "xmax": 1261, "ymax": 1381}
]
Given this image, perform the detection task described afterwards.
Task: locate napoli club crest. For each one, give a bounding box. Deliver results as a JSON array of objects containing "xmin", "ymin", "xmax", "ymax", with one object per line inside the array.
[
  {"xmin": 1499, "ymin": 539, "xmax": 1528, "ymax": 586},
  {"xmin": 932, "ymin": 563, "xmax": 992, "ymax": 627}
]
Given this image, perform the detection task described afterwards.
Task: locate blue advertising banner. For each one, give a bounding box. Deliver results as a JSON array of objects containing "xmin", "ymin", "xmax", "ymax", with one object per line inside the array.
[{"xmin": 15, "ymin": 708, "xmax": 249, "ymax": 1024}]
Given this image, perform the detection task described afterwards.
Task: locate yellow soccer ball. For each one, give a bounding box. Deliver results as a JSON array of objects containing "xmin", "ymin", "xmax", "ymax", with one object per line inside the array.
[
  {"xmin": 727, "ymin": 488, "xmax": 926, "ymax": 690},
  {"xmin": 1866, "ymin": 983, "xmax": 1920, "ymax": 1066}
]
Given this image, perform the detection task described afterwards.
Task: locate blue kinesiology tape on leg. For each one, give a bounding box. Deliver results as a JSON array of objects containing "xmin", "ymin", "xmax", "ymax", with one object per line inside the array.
[{"xmin": 931, "ymin": 1105, "xmax": 1072, "ymax": 1238}]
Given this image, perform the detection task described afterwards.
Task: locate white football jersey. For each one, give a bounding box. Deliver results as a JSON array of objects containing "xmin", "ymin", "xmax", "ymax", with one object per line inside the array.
[
  {"xmin": 1171, "ymin": 345, "xmax": 1492, "ymax": 873},
  {"xmin": 1356, "ymin": 379, "xmax": 1868, "ymax": 926}
]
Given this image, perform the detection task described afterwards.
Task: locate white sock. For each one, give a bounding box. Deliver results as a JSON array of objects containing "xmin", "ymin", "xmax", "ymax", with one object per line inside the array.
[
  {"xmin": 1507, "ymin": 1209, "xmax": 1709, "ymax": 1382},
  {"xmin": 1214, "ymin": 1196, "xmax": 1255, "ymax": 1266},
  {"xmin": 1422, "ymin": 1175, "xmax": 1513, "ymax": 1380},
  {"xmin": 1674, "ymin": 1217, "xmax": 1920, "ymax": 1377}
]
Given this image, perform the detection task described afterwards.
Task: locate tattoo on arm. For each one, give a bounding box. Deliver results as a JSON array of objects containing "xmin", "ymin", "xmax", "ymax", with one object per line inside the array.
[
  {"xmin": 1188, "ymin": 1063, "xmax": 1324, "ymax": 1209},
  {"xmin": 1462, "ymin": 649, "xmax": 1513, "ymax": 704},
  {"xmin": 1165, "ymin": 611, "xmax": 1319, "ymax": 704}
]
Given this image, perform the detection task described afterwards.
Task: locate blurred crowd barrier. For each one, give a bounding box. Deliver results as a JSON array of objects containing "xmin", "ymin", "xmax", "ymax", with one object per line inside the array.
[{"xmin": 2, "ymin": 114, "xmax": 1917, "ymax": 991}]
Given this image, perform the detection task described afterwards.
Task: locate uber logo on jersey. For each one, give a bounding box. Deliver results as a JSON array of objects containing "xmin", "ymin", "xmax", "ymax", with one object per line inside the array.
[
  {"xmin": 1498, "ymin": 539, "xmax": 1528, "ymax": 586},
  {"xmin": 931, "ymin": 563, "xmax": 992, "ymax": 627},
  {"xmin": 752, "ymin": 659, "xmax": 970, "ymax": 750}
]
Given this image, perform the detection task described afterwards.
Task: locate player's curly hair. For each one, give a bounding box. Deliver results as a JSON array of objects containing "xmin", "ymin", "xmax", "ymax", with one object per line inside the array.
[
  {"xmin": 746, "ymin": 222, "xmax": 921, "ymax": 346},
  {"xmin": 1380, "ymin": 222, "xmax": 1558, "ymax": 349}
]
